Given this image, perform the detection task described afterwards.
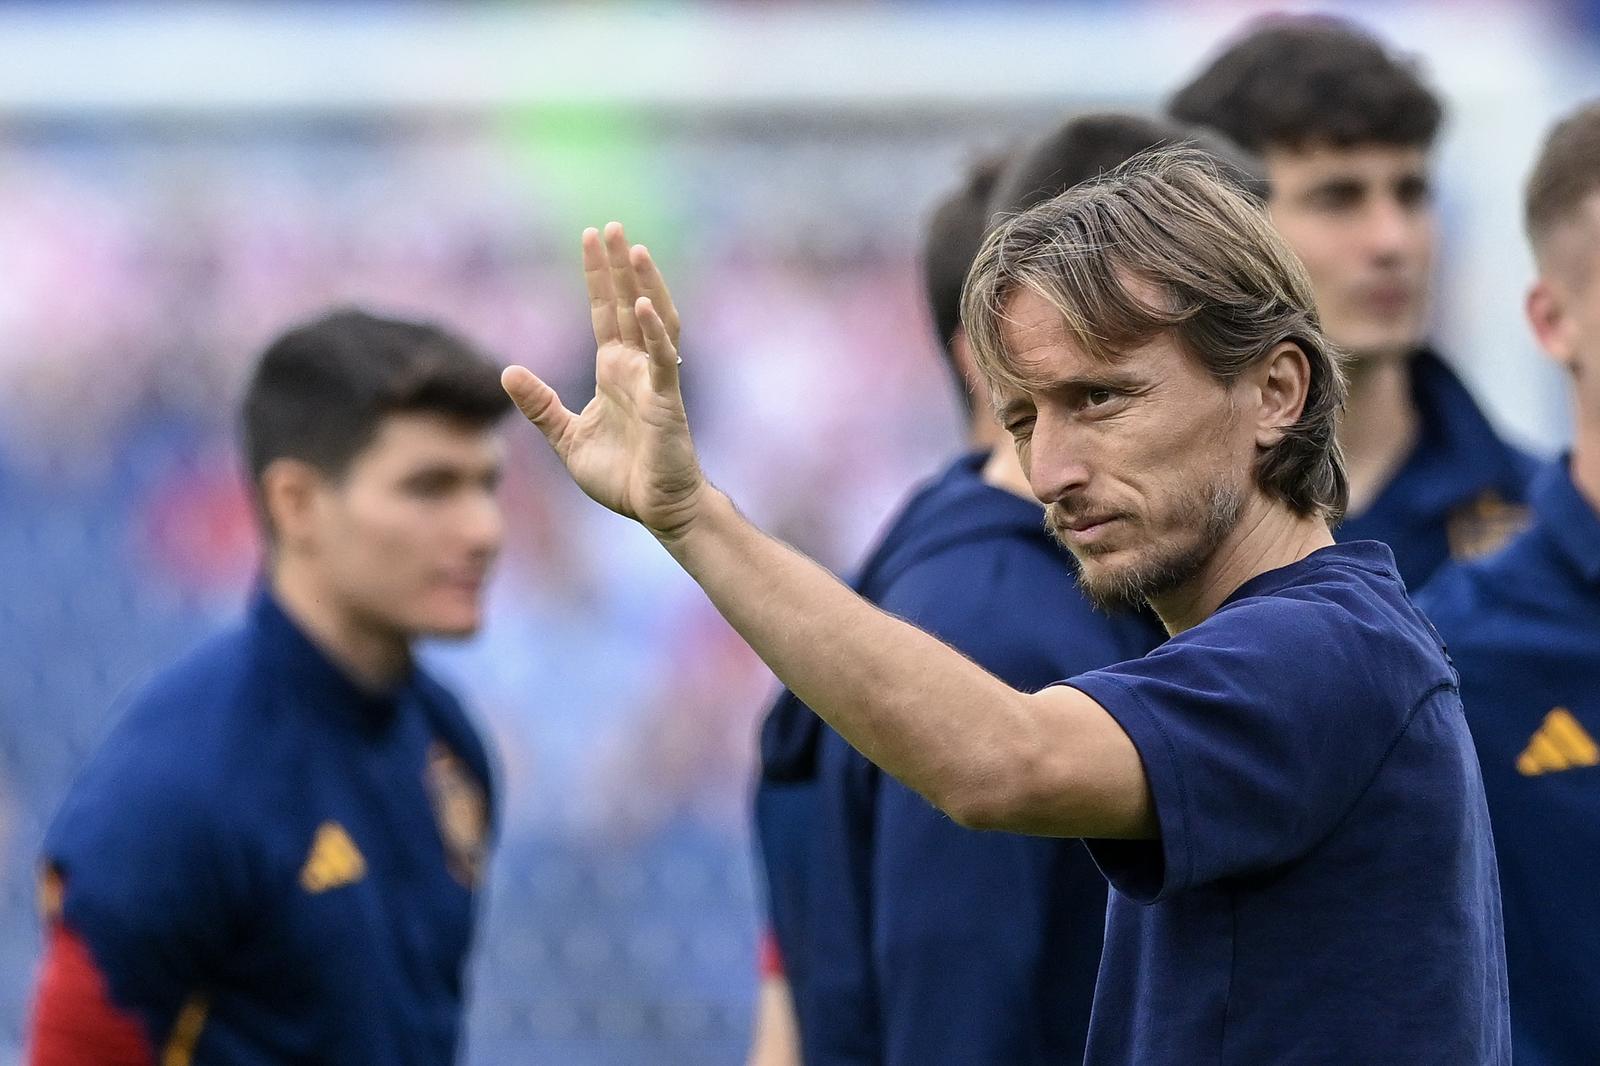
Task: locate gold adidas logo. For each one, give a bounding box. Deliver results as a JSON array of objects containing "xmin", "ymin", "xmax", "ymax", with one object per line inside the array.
[
  {"xmin": 299, "ymin": 822, "xmax": 366, "ymax": 893},
  {"xmin": 1516, "ymin": 708, "xmax": 1599, "ymax": 776}
]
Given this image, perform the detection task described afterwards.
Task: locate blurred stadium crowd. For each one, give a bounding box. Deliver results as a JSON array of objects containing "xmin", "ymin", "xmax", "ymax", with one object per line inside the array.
[
  {"xmin": 0, "ymin": 116, "xmax": 988, "ymax": 1063},
  {"xmin": 3, "ymin": 2, "xmax": 1599, "ymax": 1064}
]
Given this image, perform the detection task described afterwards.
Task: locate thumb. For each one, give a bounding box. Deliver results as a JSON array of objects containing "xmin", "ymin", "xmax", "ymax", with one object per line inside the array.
[{"xmin": 502, "ymin": 366, "xmax": 575, "ymax": 450}]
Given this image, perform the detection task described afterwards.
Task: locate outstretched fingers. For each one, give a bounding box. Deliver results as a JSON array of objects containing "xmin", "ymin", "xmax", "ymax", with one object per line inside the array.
[
  {"xmin": 631, "ymin": 244, "xmax": 680, "ymax": 346},
  {"xmin": 636, "ymin": 298, "xmax": 682, "ymax": 396},
  {"xmin": 604, "ymin": 222, "xmax": 644, "ymax": 347},
  {"xmin": 582, "ymin": 228, "xmax": 622, "ymax": 348},
  {"xmin": 502, "ymin": 366, "xmax": 577, "ymax": 452}
]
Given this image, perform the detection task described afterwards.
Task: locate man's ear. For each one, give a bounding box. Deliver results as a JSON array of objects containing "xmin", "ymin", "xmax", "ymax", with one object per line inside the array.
[
  {"xmin": 1527, "ymin": 277, "xmax": 1577, "ymax": 372},
  {"xmin": 259, "ymin": 458, "xmax": 325, "ymax": 552},
  {"xmin": 1253, "ymin": 340, "xmax": 1313, "ymax": 450}
]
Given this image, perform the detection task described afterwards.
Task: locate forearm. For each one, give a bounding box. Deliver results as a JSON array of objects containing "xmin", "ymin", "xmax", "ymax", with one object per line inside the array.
[
  {"xmin": 665, "ymin": 488, "xmax": 1038, "ymax": 822},
  {"xmin": 503, "ymin": 229, "xmax": 1148, "ymax": 835}
]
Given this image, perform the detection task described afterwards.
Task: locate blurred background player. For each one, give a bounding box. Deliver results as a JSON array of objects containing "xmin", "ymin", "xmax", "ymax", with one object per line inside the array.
[
  {"xmin": 744, "ymin": 156, "xmax": 1028, "ymax": 1065},
  {"xmin": 1170, "ymin": 13, "xmax": 1539, "ymax": 589},
  {"xmin": 1418, "ymin": 101, "xmax": 1600, "ymax": 1066},
  {"xmin": 27, "ymin": 311, "xmax": 512, "ymax": 1065},
  {"xmin": 748, "ymin": 117, "xmax": 1260, "ymax": 1066}
]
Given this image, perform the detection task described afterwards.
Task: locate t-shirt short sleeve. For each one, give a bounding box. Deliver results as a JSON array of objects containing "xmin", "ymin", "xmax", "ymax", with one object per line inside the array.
[{"xmin": 1067, "ymin": 593, "xmax": 1422, "ymax": 902}]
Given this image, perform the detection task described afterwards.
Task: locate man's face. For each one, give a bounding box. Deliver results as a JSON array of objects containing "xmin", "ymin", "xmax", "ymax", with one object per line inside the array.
[
  {"xmin": 996, "ymin": 287, "xmax": 1256, "ymax": 609},
  {"xmin": 1265, "ymin": 142, "xmax": 1435, "ymax": 361},
  {"xmin": 307, "ymin": 412, "xmax": 505, "ymax": 640}
]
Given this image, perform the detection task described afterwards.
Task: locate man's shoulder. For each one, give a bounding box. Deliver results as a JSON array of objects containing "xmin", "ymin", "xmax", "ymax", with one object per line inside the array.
[
  {"xmin": 1417, "ymin": 525, "xmax": 1553, "ymax": 646},
  {"xmin": 861, "ymin": 455, "xmax": 1048, "ymax": 591},
  {"xmin": 1415, "ymin": 556, "xmax": 1499, "ymax": 635},
  {"xmin": 1213, "ymin": 546, "xmax": 1415, "ymax": 632},
  {"xmin": 51, "ymin": 621, "xmax": 269, "ymax": 836},
  {"xmin": 890, "ymin": 519, "xmax": 1150, "ymax": 641},
  {"xmin": 119, "ymin": 622, "xmax": 272, "ymax": 753},
  {"xmin": 1181, "ymin": 546, "xmax": 1451, "ymax": 698}
]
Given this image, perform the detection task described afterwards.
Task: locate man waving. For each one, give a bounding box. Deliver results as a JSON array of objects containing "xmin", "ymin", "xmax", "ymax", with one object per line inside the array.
[{"xmin": 504, "ymin": 150, "xmax": 1508, "ymax": 1064}]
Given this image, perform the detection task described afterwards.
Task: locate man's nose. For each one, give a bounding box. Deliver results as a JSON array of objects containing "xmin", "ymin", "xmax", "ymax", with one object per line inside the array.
[
  {"xmin": 1027, "ymin": 420, "xmax": 1092, "ymax": 505},
  {"xmin": 463, "ymin": 493, "xmax": 505, "ymax": 555},
  {"xmin": 1364, "ymin": 195, "xmax": 1419, "ymax": 263}
]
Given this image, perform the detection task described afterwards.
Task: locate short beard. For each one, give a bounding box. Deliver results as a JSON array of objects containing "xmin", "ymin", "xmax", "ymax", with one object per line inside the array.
[{"xmin": 1050, "ymin": 479, "xmax": 1245, "ymax": 612}]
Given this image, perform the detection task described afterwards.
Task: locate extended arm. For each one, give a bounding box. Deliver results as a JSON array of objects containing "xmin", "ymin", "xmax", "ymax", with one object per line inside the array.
[
  {"xmin": 668, "ymin": 489, "xmax": 1151, "ymax": 836},
  {"xmin": 503, "ymin": 225, "xmax": 1153, "ymax": 839}
]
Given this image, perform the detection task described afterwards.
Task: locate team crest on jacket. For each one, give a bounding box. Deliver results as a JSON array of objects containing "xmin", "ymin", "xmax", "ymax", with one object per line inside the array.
[
  {"xmin": 425, "ymin": 742, "xmax": 489, "ymax": 888},
  {"xmin": 1446, "ymin": 490, "xmax": 1530, "ymax": 561}
]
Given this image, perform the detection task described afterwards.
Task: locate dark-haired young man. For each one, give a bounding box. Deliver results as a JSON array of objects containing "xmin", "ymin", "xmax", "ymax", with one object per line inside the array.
[
  {"xmin": 1171, "ymin": 14, "xmax": 1538, "ymax": 589},
  {"xmin": 1418, "ymin": 101, "xmax": 1600, "ymax": 1066},
  {"xmin": 511, "ymin": 149, "xmax": 1508, "ymax": 1064},
  {"xmin": 28, "ymin": 310, "xmax": 513, "ymax": 1065},
  {"xmin": 753, "ymin": 115, "xmax": 1216, "ymax": 1066}
]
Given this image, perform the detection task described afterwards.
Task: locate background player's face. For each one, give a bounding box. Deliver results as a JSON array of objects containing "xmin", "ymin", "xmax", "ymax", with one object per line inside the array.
[
  {"xmin": 309, "ymin": 412, "xmax": 505, "ymax": 639},
  {"xmin": 997, "ymin": 286, "xmax": 1257, "ymax": 609},
  {"xmin": 1528, "ymin": 195, "xmax": 1600, "ymax": 430},
  {"xmin": 1265, "ymin": 143, "xmax": 1435, "ymax": 362}
]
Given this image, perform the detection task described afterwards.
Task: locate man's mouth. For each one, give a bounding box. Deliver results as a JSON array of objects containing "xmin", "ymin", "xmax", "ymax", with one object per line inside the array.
[
  {"xmin": 1048, "ymin": 507, "xmax": 1125, "ymax": 547},
  {"xmin": 1359, "ymin": 283, "xmax": 1416, "ymax": 316},
  {"xmin": 439, "ymin": 571, "xmax": 487, "ymax": 594}
]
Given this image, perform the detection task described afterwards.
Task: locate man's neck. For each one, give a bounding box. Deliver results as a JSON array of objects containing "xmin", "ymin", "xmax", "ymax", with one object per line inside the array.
[
  {"xmin": 1339, "ymin": 353, "xmax": 1419, "ymax": 517},
  {"xmin": 1148, "ymin": 496, "xmax": 1336, "ymax": 635},
  {"xmin": 270, "ymin": 562, "xmax": 411, "ymax": 691}
]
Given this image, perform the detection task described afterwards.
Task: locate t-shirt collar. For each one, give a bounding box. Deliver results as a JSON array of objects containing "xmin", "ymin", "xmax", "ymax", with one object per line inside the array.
[
  {"xmin": 1373, "ymin": 349, "xmax": 1527, "ymax": 517},
  {"xmin": 1533, "ymin": 456, "xmax": 1600, "ymax": 584},
  {"xmin": 1220, "ymin": 540, "xmax": 1399, "ymax": 610},
  {"xmin": 249, "ymin": 588, "xmax": 411, "ymax": 726}
]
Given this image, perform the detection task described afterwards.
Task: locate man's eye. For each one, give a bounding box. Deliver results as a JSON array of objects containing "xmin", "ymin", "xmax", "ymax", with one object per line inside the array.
[
  {"xmin": 1396, "ymin": 178, "xmax": 1432, "ymax": 208},
  {"xmin": 406, "ymin": 477, "xmax": 453, "ymax": 497},
  {"xmin": 1085, "ymin": 388, "xmax": 1114, "ymax": 407},
  {"xmin": 1309, "ymin": 187, "xmax": 1360, "ymax": 212},
  {"xmin": 1007, "ymin": 418, "xmax": 1035, "ymax": 438}
]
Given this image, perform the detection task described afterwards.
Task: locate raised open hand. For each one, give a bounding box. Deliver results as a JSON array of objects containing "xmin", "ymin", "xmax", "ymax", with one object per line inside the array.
[{"xmin": 502, "ymin": 223, "xmax": 706, "ymax": 539}]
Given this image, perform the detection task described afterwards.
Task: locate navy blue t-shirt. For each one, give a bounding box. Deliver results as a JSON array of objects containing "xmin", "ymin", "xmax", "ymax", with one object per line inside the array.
[
  {"xmin": 1418, "ymin": 458, "xmax": 1600, "ymax": 1066},
  {"xmin": 42, "ymin": 592, "xmax": 496, "ymax": 1064},
  {"xmin": 1337, "ymin": 349, "xmax": 1538, "ymax": 590},
  {"xmin": 800, "ymin": 454, "xmax": 1162, "ymax": 1065},
  {"xmin": 1069, "ymin": 541, "xmax": 1509, "ymax": 1065}
]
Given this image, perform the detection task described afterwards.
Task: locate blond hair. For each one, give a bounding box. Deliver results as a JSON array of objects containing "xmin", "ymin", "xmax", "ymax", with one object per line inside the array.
[{"xmin": 962, "ymin": 147, "xmax": 1349, "ymax": 522}]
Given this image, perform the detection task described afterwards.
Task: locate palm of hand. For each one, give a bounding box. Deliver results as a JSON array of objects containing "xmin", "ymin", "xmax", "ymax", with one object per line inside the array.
[
  {"xmin": 504, "ymin": 223, "xmax": 704, "ymax": 539},
  {"xmin": 563, "ymin": 335, "xmax": 700, "ymax": 531}
]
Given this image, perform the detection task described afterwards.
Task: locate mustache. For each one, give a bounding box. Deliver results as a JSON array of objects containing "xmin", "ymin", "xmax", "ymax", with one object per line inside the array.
[
  {"xmin": 1044, "ymin": 501, "xmax": 1125, "ymax": 538},
  {"xmin": 1043, "ymin": 504, "xmax": 1072, "ymax": 540}
]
